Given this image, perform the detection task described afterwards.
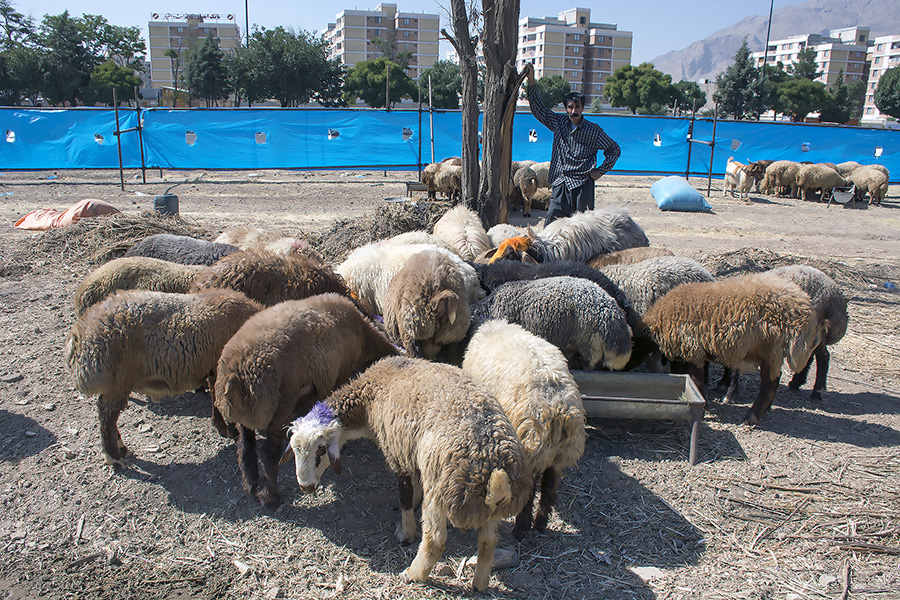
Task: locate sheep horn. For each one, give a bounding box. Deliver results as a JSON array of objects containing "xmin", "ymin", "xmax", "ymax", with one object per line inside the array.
[{"xmin": 278, "ymin": 445, "xmax": 294, "ymax": 467}]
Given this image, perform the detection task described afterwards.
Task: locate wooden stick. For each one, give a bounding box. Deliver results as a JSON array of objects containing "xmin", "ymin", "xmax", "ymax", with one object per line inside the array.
[{"xmin": 840, "ymin": 560, "xmax": 850, "ymax": 600}]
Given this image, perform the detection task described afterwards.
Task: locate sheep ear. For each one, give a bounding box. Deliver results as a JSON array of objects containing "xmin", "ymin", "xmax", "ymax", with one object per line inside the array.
[
  {"xmin": 521, "ymin": 252, "xmax": 538, "ymax": 264},
  {"xmin": 278, "ymin": 445, "xmax": 294, "ymax": 467},
  {"xmin": 328, "ymin": 447, "xmax": 342, "ymax": 476},
  {"xmin": 434, "ymin": 290, "xmax": 460, "ymax": 325}
]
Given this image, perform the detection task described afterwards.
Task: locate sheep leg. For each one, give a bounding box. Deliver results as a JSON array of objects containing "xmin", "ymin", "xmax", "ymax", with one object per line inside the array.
[
  {"xmin": 98, "ymin": 394, "xmax": 130, "ymax": 470},
  {"xmin": 533, "ymin": 465, "xmax": 558, "ymax": 532},
  {"xmin": 809, "ymin": 343, "xmax": 830, "ymax": 402},
  {"xmin": 788, "ymin": 351, "xmax": 814, "ymax": 392},
  {"xmin": 472, "ymin": 519, "xmax": 500, "ymax": 592},
  {"xmin": 512, "ymin": 483, "xmax": 536, "ymax": 539},
  {"xmin": 742, "ymin": 361, "xmax": 782, "ymax": 426},
  {"xmin": 254, "ymin": 433, "xmax": 283, "ymax": 508},
  {"xmin": 401, "ymin": 498, "xmax": 446, "ymax": 585},
  {"xmin": 208, "ymin": 374, "xmax": 237, "ymax": 439},
  {"xmin": 723, "ymin": 370, "xmax": 740, "ymax": 404},
  {"xmin": 396, "ymin": 474, "xmax": 417, "ymax": 545},
  {"xmin": 237, "ymin": 425, "xmax": 260, "ymax": 497}
]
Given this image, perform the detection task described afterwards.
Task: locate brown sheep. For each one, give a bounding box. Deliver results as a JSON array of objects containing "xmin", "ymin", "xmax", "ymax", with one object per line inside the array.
[
  {"xmin": 191, "ymin": 249, "xmax": 353, "ymax": 308},
  {"xmin": 65, "ymin": 289, "xmax": 263, "ymax": 469},
  {"xmin": 215, "ymin": 293, "xmax": 398, "ymax": 507},
  {"xmin": 383, "ymin": 249, "xmax": 472, "ymax": 358},
  {"xmin": 643, "ymin": 273, "xmax": 826, "ymax": 425}
]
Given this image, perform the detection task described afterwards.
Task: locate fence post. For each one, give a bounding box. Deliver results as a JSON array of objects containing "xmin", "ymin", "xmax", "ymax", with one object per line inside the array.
[{"xmin": 113, "ymin": 88, "xmax": 125, "ymax": 191}]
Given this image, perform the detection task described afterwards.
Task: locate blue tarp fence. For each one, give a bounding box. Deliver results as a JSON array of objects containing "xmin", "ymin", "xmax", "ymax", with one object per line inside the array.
[{"xmin": 1, "ymin": 107, "xmax": 897, "ymax": 182}]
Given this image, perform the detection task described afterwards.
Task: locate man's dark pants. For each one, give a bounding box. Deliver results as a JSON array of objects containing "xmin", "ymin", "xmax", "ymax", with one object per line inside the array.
[{"xmin": 545, "ymin": 178, "xmax": 595, "ymax": 225}]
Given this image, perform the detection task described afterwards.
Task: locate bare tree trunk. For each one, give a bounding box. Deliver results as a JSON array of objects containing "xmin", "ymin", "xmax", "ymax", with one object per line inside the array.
[
  {"xmin": 443, "ymin": 0, "xmax": 480, "ymax": 211},
  {"xmin": 478, "ymin": 0, "xmax": 522, "ymax": 227}
]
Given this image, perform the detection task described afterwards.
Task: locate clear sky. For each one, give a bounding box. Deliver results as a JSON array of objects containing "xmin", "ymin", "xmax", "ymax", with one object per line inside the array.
[{"xmin": 19, "ymin": 0, "xmax": 808, "ymax": 64}]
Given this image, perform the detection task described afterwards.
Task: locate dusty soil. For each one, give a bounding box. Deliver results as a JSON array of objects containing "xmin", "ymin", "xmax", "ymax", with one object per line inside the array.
[{"xmin": 1, "ymin": 169, "xmax": 898, "ymax": 600}]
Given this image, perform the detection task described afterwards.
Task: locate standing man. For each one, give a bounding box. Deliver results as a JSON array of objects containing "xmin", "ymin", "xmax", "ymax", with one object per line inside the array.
[{"xmin": 524, "ymin": 63, "xmax": 620, "ymax": 225}]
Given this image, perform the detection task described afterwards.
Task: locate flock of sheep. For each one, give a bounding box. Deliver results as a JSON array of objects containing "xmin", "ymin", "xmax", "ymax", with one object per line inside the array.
[
  {"xmin": 63, "ymin": 204, "xmax": 848, "ymax": 592},
  {"xmin": 421, "ymin": 157, "xmax": 550, "ymax": 217},
  {"xmin": 725, "ymin": 158, "xmax": 890, "ymax": 205}
]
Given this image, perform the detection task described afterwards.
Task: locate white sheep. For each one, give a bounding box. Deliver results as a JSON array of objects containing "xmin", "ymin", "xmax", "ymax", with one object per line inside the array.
[
  {"xmin": 795, "ymin": 163, "xmax": 848, "ymax": 202},
  {"xmin": 471, "ymin": 275, "xmax": 633, "ymax": 370},
  {"xmin": 462, "ymin": 319, "xmax": 585, "ymax": 538},
  {"xmin": 284, "ymin": 357, "xmax": 533, "ymax": 592},
  {"xmin": 642, "ymin": 272, "xmax": 825, "ymax": 425},
  {"xmin": 214, "ymin": 293, "xmax": 397, "ymax": 507},
  {"xmin": 835, "ymin": 161, "xmax": 862, "ymax": 177},
  {"xmin": 434, "ymin": 163, "xmax": 462, "ymax": 203},
  {"xmin": 846, "ymin": 166, "xmax": 889, "ymax": 206},
  {"xmin": 65, "ymin": 289, "xmax": 263, "ymax": 469},
  {"xmin": 336, "ymin": 241, "xmax": 483, "ymax": 316},
  {"xmin": 763, "ymin": 160, "xmax": 800, "ymax": 198},
  {"xmin": 531, "ymin": 161, "xmax": 551, "ymax": 189},
  {"xmin": 73, "ymin": 256, "xmax": 202, "ymax": 317},
  {"xmin": 486, "ymin": 223, "xmax": 528, "ymax": 248},
  {"xmin": 431, "ymin": 205, "xmax": 491, "ymax": 261},
  {"xmin": 214, "ymin": 226, "xmax": 310, "ymax": 256}
]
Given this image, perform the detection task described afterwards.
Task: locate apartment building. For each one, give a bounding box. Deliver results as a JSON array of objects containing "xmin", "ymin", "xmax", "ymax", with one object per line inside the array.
[
  {"xmin": 515, "ymin": 8, "xmax": 633, "ymax": 108},
  {"xmin": 322, "ymin": 3, "xmax": 439, "ymax": 82},
  {"xmin": 863, "ymin": 34, "xmax": 900, "ymax": 124},
  {"xmin": 147, "ymin": 13, "xmax": 242, "ymax": 92},
  {"xmin": 750, "ymin": 27, "xmax": 870, "ymax": 86}
]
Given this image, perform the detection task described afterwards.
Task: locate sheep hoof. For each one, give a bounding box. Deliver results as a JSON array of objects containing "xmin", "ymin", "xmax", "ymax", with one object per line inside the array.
[
  {"xmin": 809, "ymin": 390, "xmax": 823, "ymax": 403},
  {"xmin": 523, "ymin": 212, "xmax": 531, "ymax": 217},
  {"xmin": 400, "ymin": 568, "xmax": 427, "ymax": 584},
  {"xmin": 104, "ymin": 454, "xmax": 130, "ymax": 471},
  {"xmin": 395, "ymin": 521, "xmax": 416, "ymax": 545},
  {"xmin": 788, "ymin": 381, "xmax": 802, "ymax": 391},
  {"xmin": 533, "ymin": 513, "xmax": 549, "ymax": 532},
  {"xmin": 255, "ymin": 488, "xmax": 281, "ymax": 509},
  {"xmin": 741, "ymin": 412, "xmax": 760, "ymax": 426}
]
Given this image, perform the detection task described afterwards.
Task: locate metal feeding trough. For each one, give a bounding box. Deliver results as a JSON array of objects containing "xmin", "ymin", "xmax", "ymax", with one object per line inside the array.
[{"xmin": 571, "ymin": 371, "xmax": 706, "ymax": 465}]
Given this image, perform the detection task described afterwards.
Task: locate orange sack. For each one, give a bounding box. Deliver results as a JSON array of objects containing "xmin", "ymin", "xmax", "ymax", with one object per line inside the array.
[{"xmin": 15, "ymin": 199, "xmax": 120, "ymax": 230}]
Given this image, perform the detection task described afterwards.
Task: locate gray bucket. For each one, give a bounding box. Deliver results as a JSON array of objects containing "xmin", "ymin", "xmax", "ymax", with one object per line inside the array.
[{"xmin": 154, "ymin": 193, "xmax": 179, "ymax": 216}]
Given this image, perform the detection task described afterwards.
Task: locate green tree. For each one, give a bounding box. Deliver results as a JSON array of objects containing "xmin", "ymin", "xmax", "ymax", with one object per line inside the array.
[
  {"xmin": 418, "ymin": 59, "xmax": 461, "ymax": 108},
  {"xmin": 874, "ymin": 66, "xmax": 900, "ymax": 119},
  {"xmin": 82, "ymin": 59, "xmax": 142, "ymax": 105},
  {"xmin": 0, "ymin": 0, "xmax": 34, "ymax": 48},
  {"xmin": 604, "ymin": 62, "xmax": 673, "ymax": 114},
  {"xmin": 671, "ymin": 80, "xmax": 706, "ymax": 114},
  {"xmin": 776, "ymin": 78, "xmax": 827, "ymax": 122},
  {"xmin": 223, "ymin": 44, "xmax": 251, "ymax": 106},
  {"xmin": 37, "ymin": 11, "xmax": 92, "ymax": 105},
  {"xmin": 713, "ymin": 38, "xmax": 760, "ymax": 120},
  {"xmin": 370, "ymin": 36, "xmax": 412, "ymax": 70},
  {"xmin": 343, "ymin": 57, "xmax": 416, "ymax": 108},
  {"xmin": 0, "ymin": 45, "xmax": 41, "ymax": 105},
  {"xmin": 589, "ymin": 96, "xmax": 604, "ymax": 113},
  {"xmin": 535, "ymin": 74, "xmax": 571, "ymax": 107},
  {"xmin": 788, "ymin": 46, "xmax": 821, "ymax": 80},
  {"xmin": 818, "ymin": 70, "xmax": 865, "ymax": 124},
  {"xmin": 244, "ymin": 27, "xmax": 339, "ymax": 107},
  {"xmin": 759, "ymin": 60, "xmax": 790, "ymax": 115},
  {"xmin": 74, "ymin": 15, "xmax": 145, "ymax": 72},
  {"xmin": 184, "ymin": 34, "xmax": 227, "ymax": 106}
]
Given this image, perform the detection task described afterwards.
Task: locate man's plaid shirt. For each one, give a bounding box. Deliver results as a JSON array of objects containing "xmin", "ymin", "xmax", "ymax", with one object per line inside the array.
[{"xmin": 527, "ymin": 84, "xmax": 621, "ymax": 191}]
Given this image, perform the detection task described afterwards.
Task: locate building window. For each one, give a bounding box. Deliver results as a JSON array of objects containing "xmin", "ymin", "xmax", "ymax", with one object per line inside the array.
[
  {"xmin": 597, "ymin": 36, "xmax": 604, "ymax": 42},
  {"xmin": 403, "ymin": 17, "xmax": 410, "ymax": 25},
  {"xmin": 374, "ymin": 16, "xmax": 382, "ymax": 23},
  {"xmin": 403, "ymin": 30, "xmax": 410, "ymax": 37},
  {"xmin": 573, "ymin": 34, "xmax": 580, "ymax": 41},
  {"xmin": 579, "ymin": 16, "xmax": 585, "ymax": 24},
  {"xmin": 574, "ymin": 59, "xmax": 579, "ymax": 66}
]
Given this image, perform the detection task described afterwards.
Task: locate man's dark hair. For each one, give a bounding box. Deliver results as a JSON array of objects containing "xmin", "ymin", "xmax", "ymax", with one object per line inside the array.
[{"xmin": 564, "ymin": 92, "xmax": 585, "ymax": 108}]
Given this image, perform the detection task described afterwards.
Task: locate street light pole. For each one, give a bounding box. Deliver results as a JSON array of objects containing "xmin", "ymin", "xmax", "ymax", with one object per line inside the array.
[
  {"xmin": 245, "ymin": 0, "xmax": 250, "ymax": 47},
  {"xmin": 758, "ymin": 0, "xmax": 775, "ymax": 120}
]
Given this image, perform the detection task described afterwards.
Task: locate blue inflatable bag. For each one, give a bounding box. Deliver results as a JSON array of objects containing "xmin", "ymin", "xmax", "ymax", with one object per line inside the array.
[{"xmin": 650, "ymin": 176, "xmax": 712, "ymax": 212}]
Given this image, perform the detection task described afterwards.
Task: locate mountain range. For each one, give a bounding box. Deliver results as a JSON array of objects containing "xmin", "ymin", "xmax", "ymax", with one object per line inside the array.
[{"xmin": 649, "ymin": 0, "xmax": 900, "ymax": 83}]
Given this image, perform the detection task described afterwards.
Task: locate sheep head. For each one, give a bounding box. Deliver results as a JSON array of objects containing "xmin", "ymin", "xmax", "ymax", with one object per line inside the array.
[
  {"xmin": 487, "ymin": 236, "xmax": 532, "ymax": 264},
  {"xmin": 283, "ymin": 402, "xmax": 343, "ymax": 493}
]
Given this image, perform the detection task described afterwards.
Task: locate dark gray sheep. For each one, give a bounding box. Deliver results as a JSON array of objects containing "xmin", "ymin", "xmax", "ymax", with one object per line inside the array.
[{"xmin": 124, "ymin": 233, "xmax": 239, "ymax": 265}]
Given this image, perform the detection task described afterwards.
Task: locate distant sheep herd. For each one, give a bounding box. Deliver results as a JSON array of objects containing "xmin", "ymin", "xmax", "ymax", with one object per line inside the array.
[
  {"xmin": 724, "ymin": 158, "xmax": 889, "ymax": 205},
  {"xmin": 65, "ymin": 195, "xmax": 854, "ymax": 591}
]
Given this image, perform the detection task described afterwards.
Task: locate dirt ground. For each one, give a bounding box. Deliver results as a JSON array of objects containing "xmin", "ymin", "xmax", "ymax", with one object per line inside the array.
[{"xmin": 0, "ymin": 168, "xmax": 898, "ymax": 600}]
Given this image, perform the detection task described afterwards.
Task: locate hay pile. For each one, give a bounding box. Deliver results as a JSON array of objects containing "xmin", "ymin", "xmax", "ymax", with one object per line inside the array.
[
  {"xmin": 31, "ymin": 212, "xmax": 210, "ymax": 267},
  {"xmin": 303, "ymin": 199, "xmax": 452, "ymax": 263}
]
